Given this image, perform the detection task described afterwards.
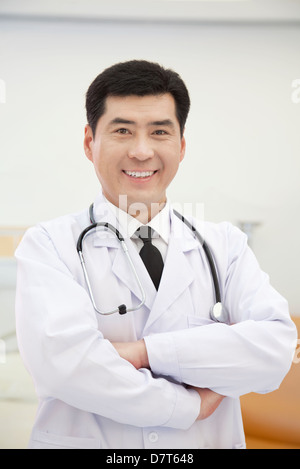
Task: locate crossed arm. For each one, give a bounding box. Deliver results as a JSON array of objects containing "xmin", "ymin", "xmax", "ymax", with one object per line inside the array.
[{"xmin": 112, "ymin": 339, "xmax": 225, "ymax": 421}]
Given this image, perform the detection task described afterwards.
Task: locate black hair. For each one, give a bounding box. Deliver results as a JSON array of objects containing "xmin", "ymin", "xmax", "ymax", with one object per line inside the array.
[{"xmin": 85, "ymin": 60, "xmax": 190, "ymax": 137}]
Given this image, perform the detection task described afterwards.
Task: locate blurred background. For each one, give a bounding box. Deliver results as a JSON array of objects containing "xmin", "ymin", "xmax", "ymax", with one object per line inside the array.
[{"xmin": 0, "ymin": 0, "xmax": 299, "ymax": 449}]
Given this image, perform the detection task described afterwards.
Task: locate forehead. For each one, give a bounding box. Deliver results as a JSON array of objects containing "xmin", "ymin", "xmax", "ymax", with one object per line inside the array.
[{"xmin": 102, "ymin": 93, "xmax": 177, "ymax": 123}]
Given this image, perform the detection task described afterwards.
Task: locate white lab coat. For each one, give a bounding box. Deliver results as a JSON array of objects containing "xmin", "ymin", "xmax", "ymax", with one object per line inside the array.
[{"xmin": 15, "ymin": 192, "xmax": 297, "ymax": 449}]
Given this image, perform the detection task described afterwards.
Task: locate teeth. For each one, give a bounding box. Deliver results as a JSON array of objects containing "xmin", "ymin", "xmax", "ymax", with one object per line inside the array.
[{"xmin": 125, "ymin": 171, "xmax": 155, "ymax": 178}]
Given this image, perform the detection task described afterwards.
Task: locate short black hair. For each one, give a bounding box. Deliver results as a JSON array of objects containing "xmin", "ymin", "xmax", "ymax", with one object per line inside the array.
[{"xmin": 85, "ymin": 60, "xmax": 190, "ymax": 137}]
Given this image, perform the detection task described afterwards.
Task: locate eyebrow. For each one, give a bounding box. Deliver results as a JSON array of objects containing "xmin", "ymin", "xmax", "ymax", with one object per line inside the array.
[
  {"xmin": 108, "ymin": 117, "xmax": 175, "ymax": 128},
  {"xmin": 150, "ymin": 119, "xmax": 175, "ymax": 128},
  {"xmin": 109, "ymin": 118, "xmax": 135, "ymax": 125}
]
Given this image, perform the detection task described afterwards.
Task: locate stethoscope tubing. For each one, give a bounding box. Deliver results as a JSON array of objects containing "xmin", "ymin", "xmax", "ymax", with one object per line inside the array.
[
  {"xmin": 77, "ymin": 215, "xmax": 145, "ymax": 315},
  {"xmin": 77, "ymin": 204, "xmax": 225, "ymax": 321},
  {"xmin": 172, "ymin": 210, "xmax": 221, "ymax": 305}
]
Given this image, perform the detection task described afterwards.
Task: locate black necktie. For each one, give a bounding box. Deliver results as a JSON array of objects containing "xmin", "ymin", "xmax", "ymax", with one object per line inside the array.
[{"xmin": 136, "ymin": 226, "xmax": 164, "ymax": 290}]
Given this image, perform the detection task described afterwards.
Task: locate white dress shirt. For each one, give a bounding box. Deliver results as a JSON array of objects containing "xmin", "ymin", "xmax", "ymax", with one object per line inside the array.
[{"xmin": 105, "ymin": 198, "xmax": 170, "ymax": 261}]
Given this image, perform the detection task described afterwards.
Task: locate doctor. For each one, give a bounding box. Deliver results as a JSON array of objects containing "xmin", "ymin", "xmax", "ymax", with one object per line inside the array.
[{"xmin": 15, "ymin": 60, "xmax": 296, "ymax": 449}]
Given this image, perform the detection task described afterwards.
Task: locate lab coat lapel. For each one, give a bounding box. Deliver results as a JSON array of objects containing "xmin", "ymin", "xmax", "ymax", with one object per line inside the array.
[
  {"xmin": 92, "ymin": 193, "xmax": 155, "ymax": 310},
  {"xmin": 144, "ymin": 209, "xmax": 199, "ymax": 330},
  {"xmin": 111, "ymin": 239, "xmax": 156, "ymax": 311}
]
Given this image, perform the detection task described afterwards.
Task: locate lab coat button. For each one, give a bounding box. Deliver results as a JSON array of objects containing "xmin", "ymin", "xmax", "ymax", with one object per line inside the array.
[{"xmin": 148, "ymin": 432, "xmax": 158, "ymax": 443}]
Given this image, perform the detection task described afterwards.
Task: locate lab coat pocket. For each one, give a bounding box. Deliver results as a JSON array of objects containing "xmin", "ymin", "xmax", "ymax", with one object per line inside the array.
[{"xmin": 30, "ymin": 430, "xmax": 102, "ymax": 449}]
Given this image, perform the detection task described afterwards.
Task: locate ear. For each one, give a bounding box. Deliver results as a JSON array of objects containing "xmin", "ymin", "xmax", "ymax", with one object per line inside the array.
[
  {"xmin": 83, "ymin": 124, "xmax": 94, "ymax": 162},
  {"xmin": 180, "ymin": 134, "xmax": 186, "ymax": 163}
]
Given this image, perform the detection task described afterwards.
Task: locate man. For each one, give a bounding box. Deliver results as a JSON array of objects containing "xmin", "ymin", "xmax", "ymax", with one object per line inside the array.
[{"xmin": 15, "ymin": 60, "xmax": 297, "ymax": 449}]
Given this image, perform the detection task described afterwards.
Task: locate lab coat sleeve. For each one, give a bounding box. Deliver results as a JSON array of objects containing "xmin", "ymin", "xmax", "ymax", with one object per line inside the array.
[
  {"xmin": 15, "ymin": 225, "xmax": 200, "ymax": 429},
  {"xmin": 144, "ymin": 223, "xmax": 297, "ymax": 398}
]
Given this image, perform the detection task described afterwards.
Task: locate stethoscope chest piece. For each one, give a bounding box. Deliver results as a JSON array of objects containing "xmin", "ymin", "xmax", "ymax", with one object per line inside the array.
[{"xmin": 210, "ymin": 302, "xmax": 228, "ymax": 323}]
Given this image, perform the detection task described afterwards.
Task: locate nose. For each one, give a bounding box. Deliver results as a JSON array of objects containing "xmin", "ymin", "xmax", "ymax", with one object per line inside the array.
[{"xmin": 128, "ymin": 136, "xmax": 155, "ymax": 161}]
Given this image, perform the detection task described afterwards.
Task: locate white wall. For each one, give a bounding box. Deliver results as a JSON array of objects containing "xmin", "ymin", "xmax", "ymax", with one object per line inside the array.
[{"xmin": 0, "ymin": 16, "xmax": 299, "ymax": 313}]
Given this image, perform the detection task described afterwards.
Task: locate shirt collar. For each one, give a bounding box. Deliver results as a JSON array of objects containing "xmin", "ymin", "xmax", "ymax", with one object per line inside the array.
[{"xmin": 104, "ymin": 197, "xmax": 171, "ymax": 243}]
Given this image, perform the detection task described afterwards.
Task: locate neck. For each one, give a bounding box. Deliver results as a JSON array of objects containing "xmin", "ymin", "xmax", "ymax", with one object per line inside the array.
[
  {"xmin": 129, "ymin": 201, "xmax": 166, "ymax": 224},
  {"xmin": 114, "ymin": 195, "xmax": 166, "ymax": 224}
]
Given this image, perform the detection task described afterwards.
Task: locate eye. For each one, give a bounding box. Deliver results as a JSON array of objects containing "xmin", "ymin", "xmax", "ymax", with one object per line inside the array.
[
  {"xmin": 116, "ymin": 128, "xmax": 130, "ymax": 134},
  {"xmin": 153, "ymin": 129, "xmax": 168, "ymax": 135}
]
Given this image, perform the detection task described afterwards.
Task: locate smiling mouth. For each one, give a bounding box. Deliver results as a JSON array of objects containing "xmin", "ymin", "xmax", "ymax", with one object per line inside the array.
[{"xmin": 123, "ymin": 170, "xmax": 157, "ymax": 179}]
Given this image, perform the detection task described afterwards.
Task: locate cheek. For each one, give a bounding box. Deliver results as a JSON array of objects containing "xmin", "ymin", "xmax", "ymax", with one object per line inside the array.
[
  {"xmin": 162, "ymin": 153, "xmax": 182, "ymax": 177},
  {"xmin": 92, "ymin": 144, "xmax": 119, "ymax": 172}
]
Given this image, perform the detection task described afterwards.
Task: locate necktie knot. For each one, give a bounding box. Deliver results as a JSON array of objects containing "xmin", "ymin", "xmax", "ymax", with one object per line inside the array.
[{"xmin": 136, "ymin": 226, "xmax": 153, "ymax": 244}]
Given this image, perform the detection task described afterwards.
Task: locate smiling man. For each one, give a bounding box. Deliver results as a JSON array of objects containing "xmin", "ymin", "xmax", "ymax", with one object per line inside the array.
[{"xmin": 15, "ymin": 60, "xmax": 297, "ymax": 449}]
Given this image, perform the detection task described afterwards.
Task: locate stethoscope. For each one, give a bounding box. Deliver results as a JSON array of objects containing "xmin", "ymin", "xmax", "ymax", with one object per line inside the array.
[{"xmin": 77, "ymin": 204, "xmax": 229, "ymax": 323}]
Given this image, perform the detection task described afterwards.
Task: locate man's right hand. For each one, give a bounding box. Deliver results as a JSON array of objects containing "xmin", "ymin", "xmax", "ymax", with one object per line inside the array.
[{"xmin": 189, "ymin": 387, "xmax": 225, "ymax": 420}]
